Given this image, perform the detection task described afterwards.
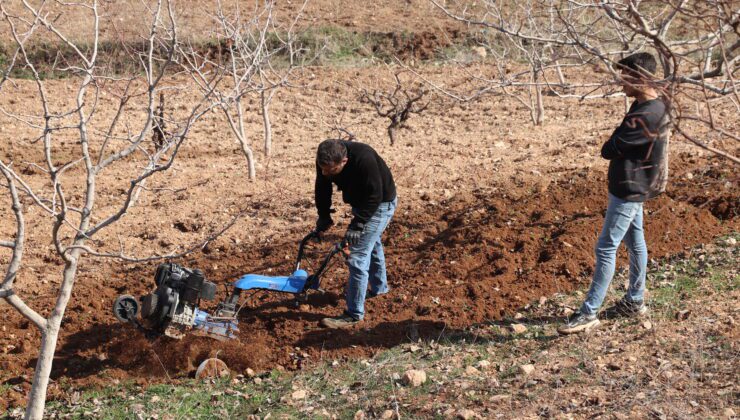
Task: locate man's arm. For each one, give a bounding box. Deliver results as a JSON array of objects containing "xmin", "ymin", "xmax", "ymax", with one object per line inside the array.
[
  {"xmin": 602, "ymin": 109, "xmax": 662, "ymax": 160},
  {"xmin": 315, "ymin": 162, "xmax": 333, "ymax": 219}
]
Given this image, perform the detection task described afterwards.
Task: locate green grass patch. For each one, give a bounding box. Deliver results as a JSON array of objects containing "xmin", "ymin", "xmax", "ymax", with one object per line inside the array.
[{"xmin": 648, "ymin": 233, "xmax": 738, "ymax": 318}]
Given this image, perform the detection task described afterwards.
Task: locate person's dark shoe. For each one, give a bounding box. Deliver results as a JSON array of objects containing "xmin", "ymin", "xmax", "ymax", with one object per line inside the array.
[
  {"xmin": 557, "ymin": 311, "xmax": 600, "ymax": 335},
  {"xmin": 321, "ymin": 312, "xmax": 361, "ymax": 329},
  {"xmin": 608, "ymin": 297, "xmax": 648, "ymax": 318}
]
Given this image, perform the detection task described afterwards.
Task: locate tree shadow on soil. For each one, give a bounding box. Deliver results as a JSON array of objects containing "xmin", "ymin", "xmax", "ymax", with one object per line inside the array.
[
  {"xmin": 293, "ymin": 317, "xmax": 564, "ymax": 354},
  {"xmin": 237, "ymin": 291, "xmax": 343, "ymax": 324},
  {"xmin": 48, "ymin": 323, "xmax": 144, "ymax": 380}
]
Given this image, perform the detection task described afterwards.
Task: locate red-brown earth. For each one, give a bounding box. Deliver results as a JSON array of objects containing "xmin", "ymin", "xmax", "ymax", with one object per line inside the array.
[{"xmin": 0, "ymin": 63, "xmax": 737, "ymax": 411}]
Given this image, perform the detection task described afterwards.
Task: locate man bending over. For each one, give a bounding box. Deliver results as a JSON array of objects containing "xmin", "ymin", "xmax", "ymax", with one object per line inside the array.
[{"xmin": 314, "ymin": 139, "xmax": 398, "ymax": 329}]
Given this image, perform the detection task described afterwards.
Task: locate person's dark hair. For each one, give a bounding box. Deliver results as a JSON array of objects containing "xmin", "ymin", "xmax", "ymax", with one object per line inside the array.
[
  {"xmin": 617, "ymin": 52, "xmax": 657, "ymax": 78},
  {"xmin": 316, "ymin": 139, "xmax": 347, "ymax": 166}
]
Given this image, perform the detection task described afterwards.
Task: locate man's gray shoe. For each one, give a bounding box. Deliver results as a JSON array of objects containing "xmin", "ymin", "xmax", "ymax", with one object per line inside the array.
[
  {"xmin": 608, "ymin": 297, "xmax": 648, "ymax": 318},
  {"xmin": 367, "ymin": 290, "xmax": 388, "ymax": 299},
  {"xmin": 558, "ymin": 311, "xmax": 601, "ymax": 335},
  {"xmin": 321, "ymin": 312, "xmax": 361, "ymax": 329}
]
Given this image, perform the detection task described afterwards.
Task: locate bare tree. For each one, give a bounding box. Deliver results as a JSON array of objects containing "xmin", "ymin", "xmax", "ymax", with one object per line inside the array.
[
  {"xmin": 430, "ymin": 0, "xmax": 739, "ymax": 162},
  {"xmin": 0, "ymin": 1, "xmax": 242, "ymax": 418},
  {"xmin": 182, "ymin": 0, "xmax": 307, "ymax": 179},
  {"xmin": 360, "ymin": 72, "xmax": 431, "ymax": 144}
]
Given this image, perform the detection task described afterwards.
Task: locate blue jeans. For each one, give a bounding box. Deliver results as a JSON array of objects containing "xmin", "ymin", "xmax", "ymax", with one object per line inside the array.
[
  {"xmin": 345, "ymin": 197, "xmax": 397, "ymax": 320},
  {"xmin": 580, "ymin": 194, "xmax": 648, "ymax": 315}
]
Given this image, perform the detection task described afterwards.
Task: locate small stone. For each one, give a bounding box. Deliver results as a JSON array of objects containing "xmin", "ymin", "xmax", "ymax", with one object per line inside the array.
[
  {"xmin": 353, "ymin": 410, "xmax": 365, "ymax": 420},
  {"xmin": 562, "ymin": 241, "xmax": 573, "ymax": 248},
  {"xmin": 685, "ymin": 172, "xmax": 693, "ymax": 180},
  {"xmin": 538, "ymin": 296, "xmax": 547, "ymax": 306},
  {"xmin": 245, "ymin": 368, "xmax": 256, "ymax": 377},
  {"xmin": 195, "ymin": 358, "xmax": 230, "ymax": 380},
  {"xmin": 465, "ymin": 366, "xmax": 480, "ymax": 376},
  {"xmin": 298, "ymin": 304, "xmax": 310, "ymax": 312},
  {"xmin": 723, "ymin": 408, "xmax": 735, "ymax": 419},
  {"xmin": 726, "ymin": 237, "xmax": 737, "ymax": 246},
  {"xmin": 402, "ymin": 369, "xmax": 427, "ymax": 387},
  {"xmin": 689, "ymin": 401, "xmax": 699, "ymax": 408},
  {"xmin": 253, "ymin": 377, "xmax": 262, "ymax": 385},
  {"xmin": 150, "ymin": 395, "xmax": 161, "ymax": 403},
  {"xmin": 457, "ymin": 408, "xmax": 479, "ymax": 419},
  {"xmin": 471, "ymin": 46, "xmax": 487, "ymax": 59},
  {"xmin": 513, "ymin": 312, "xmax": 524, "ymax": 320},
  {"xmin": 642, "ymin": 320, "xmax": 652, "ymax": 330},
  {"xmin": 510, "ymin": 323, "xmax": 527, "ymax": 334},
  {"xmin": 381, "ymin": 410, "xmax": 395, "ymax": 420},
  {"xmin": 518, "ymin": 364, "xmax": 535, "ymax": 376},
  {"xmin": 477, "ymin": 360, "xmax": 491, "ymax": 370},
  {"xmin": 676, "ymin": 310, "xmax": 691, "ymax": 321},
  {"xmin": 291, "ymin": 390, "xmax": 307, "ymax": 400}
]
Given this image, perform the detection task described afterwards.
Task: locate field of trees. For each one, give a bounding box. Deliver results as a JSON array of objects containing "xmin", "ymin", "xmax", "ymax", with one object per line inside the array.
[{"xmin": 0, "ymin": 1, "xmax": 737, "ymax": 418}]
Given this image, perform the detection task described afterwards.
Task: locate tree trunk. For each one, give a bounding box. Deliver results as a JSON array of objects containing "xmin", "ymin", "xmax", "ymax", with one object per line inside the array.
[
  {"xmin": 24, "ymin": 328, "xmax": 58, "ymax": 420},
  {"xmin": 239, "ymin": 140, "xmax": 256, "ymax": 180},
  {"xmin": 261, "ymin": 91, "xmax": 272, "ymax": 157},
  {"xmin": 24, "ymin": 257, "xmax": 79, "ymax": 420},
  {"xmin": 387, "ymin": 125, "xmax": 397, "ymax": 145},
  {"xmin": 554, "ymin": 60, "xmax": 566, "ymax": 86},
  {"xmin": 534, "ymin": 70, "xmax": 545, "ymax": 126}
]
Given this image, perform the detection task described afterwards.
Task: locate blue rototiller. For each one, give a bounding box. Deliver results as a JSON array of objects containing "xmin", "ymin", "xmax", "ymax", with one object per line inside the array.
[{"xmin": 113, "ymin": 231, "xmax": 344, "ymax": 340}]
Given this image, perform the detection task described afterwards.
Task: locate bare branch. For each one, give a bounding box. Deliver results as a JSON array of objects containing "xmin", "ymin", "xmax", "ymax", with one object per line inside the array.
[{"xmin": 70, "ymin": 208, "xmax": 248, "ymax": 263}]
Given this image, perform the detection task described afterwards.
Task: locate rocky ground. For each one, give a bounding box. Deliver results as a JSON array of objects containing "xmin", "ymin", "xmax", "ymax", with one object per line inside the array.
[{"xmin": 3, "ymin": 234, "xmax": 737, "ymax": 419}]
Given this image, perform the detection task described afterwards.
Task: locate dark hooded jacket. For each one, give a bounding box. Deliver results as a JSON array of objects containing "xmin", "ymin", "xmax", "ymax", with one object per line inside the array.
[{"xmin": 601, "ymin": 98, "xmax": 669, "ymax": 202}]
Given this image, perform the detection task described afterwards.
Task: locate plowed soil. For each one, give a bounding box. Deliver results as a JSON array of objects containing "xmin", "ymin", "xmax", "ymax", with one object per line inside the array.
[
  {"xmin": 0, "ymin": 63, "xmax": 737, "ymax": 410},
  {"xmin": 60, "ymin": 165, "xmax": 735, "ymax": 381}
]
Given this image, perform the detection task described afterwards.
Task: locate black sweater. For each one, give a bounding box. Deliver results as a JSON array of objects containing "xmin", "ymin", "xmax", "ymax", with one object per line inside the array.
[
  {"xmin": 601, "ymin": 98, "xmax": 669, "ymax": 202},
  {"xmin": 315, "ymin": 141, "xmax": 396, "ymax": 228}
]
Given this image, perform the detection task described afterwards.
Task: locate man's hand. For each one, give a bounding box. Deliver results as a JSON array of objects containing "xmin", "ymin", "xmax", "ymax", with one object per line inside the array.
[
  {"xmin": 344, "ymin": 223, "xmax": 364, "ymax": 246},
  {"xmin": 315, "ymin": 217, "xmax": 333, "ymax": 233}
]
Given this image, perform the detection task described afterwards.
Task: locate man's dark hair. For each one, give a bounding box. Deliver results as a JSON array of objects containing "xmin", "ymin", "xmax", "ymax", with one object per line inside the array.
[
  {"xmin": 316, "ymin": 139, "xmax": 347, "ymax": 166},
  {"xmin": 617, "ymin": 52, "xmax": 657, "ymax": 78}
]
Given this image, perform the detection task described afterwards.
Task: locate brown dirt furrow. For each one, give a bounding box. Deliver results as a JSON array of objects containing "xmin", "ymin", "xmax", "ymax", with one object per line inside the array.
[{"xmin": 1, "ymin": 161, "xmax": 734, "ymax": 408}]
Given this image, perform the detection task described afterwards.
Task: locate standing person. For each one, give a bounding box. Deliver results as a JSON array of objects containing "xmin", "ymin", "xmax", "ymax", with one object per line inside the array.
[
  {"xmin": 559, "ymin": 52, "xmax": 669, "ymax": 334},
  {"xmin": 314, "ymin": 139, "xmax": 398, "ymax": 329}
]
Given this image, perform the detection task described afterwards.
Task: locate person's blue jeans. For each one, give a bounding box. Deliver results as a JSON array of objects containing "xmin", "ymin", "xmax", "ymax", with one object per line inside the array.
[
  {"xmin": 345, "ymin": 197, "xmax": 397, "ymax": 320},
  {"xmin": 580, "ymin": 194, "xmax": 648, "ymax": 315}
]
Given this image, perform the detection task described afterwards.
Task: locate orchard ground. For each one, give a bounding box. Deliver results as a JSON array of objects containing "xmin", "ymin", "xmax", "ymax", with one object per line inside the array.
[{"xmin": 0, "ymin": 3, "xmax": 738, "ymax": 414}]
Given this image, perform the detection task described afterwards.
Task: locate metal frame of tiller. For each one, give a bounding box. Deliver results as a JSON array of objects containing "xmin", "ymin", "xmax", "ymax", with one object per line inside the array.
[{"xmin": 216, "ymin": 231, "xmax": 345, "ymax": 317}]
